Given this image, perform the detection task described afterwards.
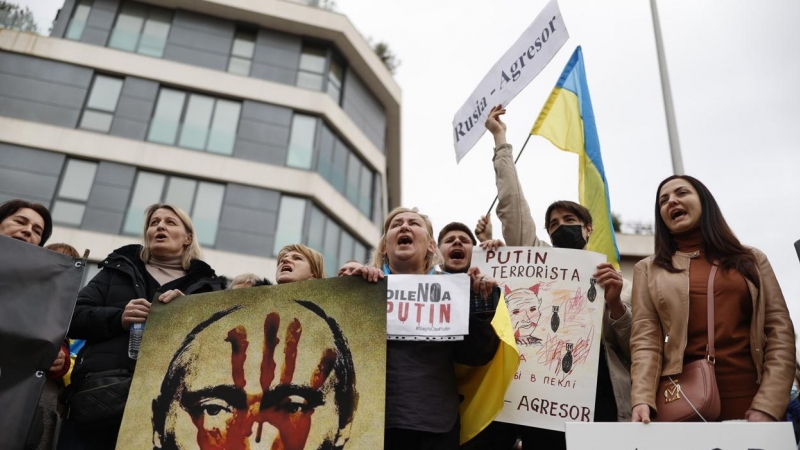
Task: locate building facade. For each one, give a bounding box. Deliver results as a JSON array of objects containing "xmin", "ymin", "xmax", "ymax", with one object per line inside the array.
[{"xmin": 0, "ymin": 0, "xmax": 401, "ymax": 280}]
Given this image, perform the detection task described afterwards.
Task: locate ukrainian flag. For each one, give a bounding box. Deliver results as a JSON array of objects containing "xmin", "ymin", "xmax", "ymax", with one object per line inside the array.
[{"xmin": 532, "ymin": 46, "xmax": 620, "ymax": 269}]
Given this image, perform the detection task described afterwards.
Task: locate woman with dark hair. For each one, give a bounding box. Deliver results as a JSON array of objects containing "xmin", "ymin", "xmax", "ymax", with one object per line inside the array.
[
  {"xmin": 0, "ymin": 199, "xmax": 52, "ymax": 246},
  {"xmin": 59, "ymin": 204, "xmax": 224, "ymax": 449},
  {"xmin": 630, "ymin": 175, "xmax": 795, "ymax": 423}
]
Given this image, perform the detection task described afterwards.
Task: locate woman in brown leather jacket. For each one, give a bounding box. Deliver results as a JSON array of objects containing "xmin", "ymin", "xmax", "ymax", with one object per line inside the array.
[{"xmin": 630, "ymin": 175, "xmax": 795, "ymax": 423}]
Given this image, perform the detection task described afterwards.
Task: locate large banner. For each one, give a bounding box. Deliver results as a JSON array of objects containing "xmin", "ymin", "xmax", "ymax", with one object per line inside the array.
[
  {"xmin": 565, "ymin": 422, "xmax": 796, "ymax": 449},
  {"xmin": 0, "ymin": 237, "xmax": 85, "ymax": 450},
  {"xmin": 452, "ymin": 0, "xmax": 569, "ymax": 162},
  {"xmin": 472, "ymin": 247, "xmax": 605, "ymax": 431},
  {"xmin": 117, "ymin": 276, "xmax": 387, "ymax": 450},
  {"xmin": 386, "ymin": 274, "xmax": 470, "ymax": 341}
]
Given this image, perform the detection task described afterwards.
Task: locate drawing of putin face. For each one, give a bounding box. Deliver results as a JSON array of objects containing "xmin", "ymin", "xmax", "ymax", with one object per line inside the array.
[
  {"xmin": 506, "ymin": 285, "xmax": 548, "ymax": 346},
  {"xmin": 152, "ymin": 301, "xmax": 357, "ymax": 450}
]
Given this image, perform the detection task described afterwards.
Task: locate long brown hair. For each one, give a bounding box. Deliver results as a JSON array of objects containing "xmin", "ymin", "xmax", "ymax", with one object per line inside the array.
[{"xmin": 653, "ymin": 175, "xmax": 759, "ymax": 287}]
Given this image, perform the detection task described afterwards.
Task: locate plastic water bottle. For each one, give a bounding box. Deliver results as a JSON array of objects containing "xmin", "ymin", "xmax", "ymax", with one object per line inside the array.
[{"xmin": 128, "ymin": 322, "xmax": 145, "ymax": 360}]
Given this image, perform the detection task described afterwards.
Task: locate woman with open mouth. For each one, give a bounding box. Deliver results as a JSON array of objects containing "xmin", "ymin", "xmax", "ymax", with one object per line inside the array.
[
  {"xmin": 62, "ymin": 203, "xmax": 224, "ymax": 449},
  {"xmin": 350, "ymin": 206, "xmax": 500, "ymax": 450},
  {"xmin": 274, "ymin": 244, "xmax": 325, "ymax": 284},
  {"xmin": 630, "ymin": 175, "xmax": 794, "ymax": 423}
]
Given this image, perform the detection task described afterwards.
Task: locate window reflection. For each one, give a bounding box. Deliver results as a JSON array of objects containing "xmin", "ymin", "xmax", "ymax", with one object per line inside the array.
[{"xmin": 65, "ymin": 0, "xmax": 93, "ymax": 41}]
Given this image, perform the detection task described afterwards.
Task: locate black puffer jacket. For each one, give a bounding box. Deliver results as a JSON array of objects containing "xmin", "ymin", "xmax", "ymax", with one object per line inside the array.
[{"xmin": 68, "ymin": 244, "xmax": 224, "ymax": 384}]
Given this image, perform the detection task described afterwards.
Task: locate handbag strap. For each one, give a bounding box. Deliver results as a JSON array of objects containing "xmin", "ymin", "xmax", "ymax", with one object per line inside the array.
[{"xmin": 706, "ymin": 264, "xmax": 718, "ymax": 361}]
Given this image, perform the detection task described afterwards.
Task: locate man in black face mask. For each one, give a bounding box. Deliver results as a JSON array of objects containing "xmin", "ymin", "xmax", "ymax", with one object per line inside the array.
[{"xmin": 472, "ymin": 104, "xmax": 632, "ymax": 450}]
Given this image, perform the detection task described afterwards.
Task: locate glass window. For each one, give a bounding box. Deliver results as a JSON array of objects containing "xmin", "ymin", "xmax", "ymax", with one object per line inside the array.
[
  {"xmin": 286, "ymin": 115, "xmax": 316, "ymax": 169},
  {"xmin": 52, "ymin": 159, "xmax": 98, "ymax": 226},
  {"xmin": 59, "ymin": 160, "xmax": 97, "ymax": 201},
  {"xmin": 322, "ymin": 218, "xmax": 340, "ymax": 277},
  {"xmin": 86, "ymin": 76, "xmax": 124, "ymax": 112},
  {"xmin": 108, "ymin": 2, "xmax": 147, "ymax": 52},
  {"xmin": 273, "ymin": 197, "xmax": 307, "ymax": 256},
  {"xmin": 358, "ymin": 165, "xmax": 372, "ymax": 216},
  {"xmin": 123, "ymin": 172, "xmax": 166, "ymax": 235},
  {"xmin": 297, "ymin": 45, "xmax": 326, "ymax": 91},
  {"xmin": 178, "ymin": 94, "xmax": 214, "ymax": 150},
  {"xmin": 65, "ymin": 0, "xmax": 93, "ymax": 41},
  {"xmin": 164, "ymin": 177, "xmax": 196, "ymax": 213},
  {"xmin": 138, "ymin": 9, "xmax": 172, "ymax": 58},
  {"xmin": 228, "ymin": 30, "xmax": 255, "ymax": 76},
  {"xmin": 79, "ymin": 75, "xmax": 123, "ymax": 133},
  {"xmin": 192, "ymin": 182, "xmax": 225, "ymax": 246},
  {"xmin": 206, "ymin": 100, "xmax": 240, "ymax": 155},
  {"xmin": 109, "ymin": 4, "xmax": 171, "ymax": 58},
  {"xmin": 372, "ymin": 172, "xmax": 383, "ymax": 225},
  {"xmin": 148, "ymin": 89, "xmax": 186, "ymax": 145},
  {"xmin": 345, "ymin": 153, "xmax": 361, "ymax": 204},
  {"xmin": 354, "ymin": 241, "xmax": 368, "ymax": 264},
  {"xmin": 331, "ymin": 140, "xmax": 348, "ymax": 193},
  {"xmin": 327, "ymin": 57, "xmax": 344, "ymax": 103},
  {"xmin": 79, "ymin": 110, "xmax": 114, "ymax": 133},
  {"xmin": 306, "ymin": 205, "xmax": 326, "ymax": 254},
  {"xmin": 338, "ymin": 231, "xmax": 354, "ymax": 269}
]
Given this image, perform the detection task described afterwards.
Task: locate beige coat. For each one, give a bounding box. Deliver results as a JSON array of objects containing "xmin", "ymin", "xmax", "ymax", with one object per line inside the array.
[
  {"xmin": 630, "ymin": 248, "xmax": 795, "ymax": 420},
  {"xmin": 493, "ymin": 143, "xmax": 633, "ymax": 420}
]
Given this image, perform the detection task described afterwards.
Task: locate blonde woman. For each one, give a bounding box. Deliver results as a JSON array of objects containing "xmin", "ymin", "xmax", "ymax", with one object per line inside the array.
[
  {"xmin": 62, "ymin": 204, "xmax": 224, "ymax": 448},
  {"xmin": 275, "ymin": 243, "xmax": 326, "ymax": 284}
]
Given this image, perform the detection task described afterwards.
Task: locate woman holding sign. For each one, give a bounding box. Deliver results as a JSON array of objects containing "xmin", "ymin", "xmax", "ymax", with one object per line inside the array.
[
  {"xmin": 630, "ymin": 176, "xmax": 795, "ymax": 423},
  {"xmin": 347, "ymin": 207, "xmax": 499, "ymax": 449}
]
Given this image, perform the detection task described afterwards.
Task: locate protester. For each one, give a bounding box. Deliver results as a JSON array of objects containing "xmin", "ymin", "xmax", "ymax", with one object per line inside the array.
[
  {"xmin": 0, "ymin": 199, "xmax": 52, "ymax": 246},
  {"xmin": 346, "ymin": 207, "xmax": 499, "ymax": 449},
  {"xmin": 476, "ymin": 105, "xmax": 632, "ymax": 449},
  {"xmin": 337, "ymin": 260, "xmax": 364, "ymax": 277},
  {"xmin": 436, "ymin": 222, "xmax": 520, "ymax": 450},
  {"xmin": 630, "ymin": 175, "xmax": 795, "ymax": 423},
  {"xmin": 229, "ymin": 272, "xmax": 264, "ymax": 289},
  {"xmin": 275, "ymin": 244, "xmax": 325, "ymax": 284},
  {"xmin": 60, "ymin": 204, "xmax": 224, "ymax": 449}
]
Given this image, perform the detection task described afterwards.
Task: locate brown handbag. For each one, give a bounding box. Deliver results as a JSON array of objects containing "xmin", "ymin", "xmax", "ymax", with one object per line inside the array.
[{"xmin": 655, "ymin": 265, "xmax": 721, "ymax": 422}]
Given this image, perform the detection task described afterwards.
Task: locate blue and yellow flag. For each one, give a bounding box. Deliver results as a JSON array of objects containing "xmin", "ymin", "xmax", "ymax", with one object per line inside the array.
[
  {"xmin": 455, "ymin": 295, "xmax": 519, "ymax": 444},
  {"xmin": 532, "ymin": 46, "xmax": 620, "ymax": 269}
]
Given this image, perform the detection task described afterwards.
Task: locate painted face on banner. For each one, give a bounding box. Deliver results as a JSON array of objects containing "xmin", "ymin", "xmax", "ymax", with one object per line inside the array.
[
  {"xmin": 506, "ymin": 286, "xmax": 545, "ymax": 346},
  {"xmin": 153, "ymin": 302, "xmax": 354, "ymax": 450}
]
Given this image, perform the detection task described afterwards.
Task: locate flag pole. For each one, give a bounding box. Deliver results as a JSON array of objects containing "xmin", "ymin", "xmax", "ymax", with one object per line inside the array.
[
  {"xmin": 650, "ymin": 0, "xmax": 685, "ymax": 175},
  {"xmin": 485, "ymin": 134, "xmax": 533, "ymax": 217}
]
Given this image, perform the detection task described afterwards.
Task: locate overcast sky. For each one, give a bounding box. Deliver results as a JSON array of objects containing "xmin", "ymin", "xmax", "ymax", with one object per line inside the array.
[{"xmin": 21, "ymin": 0, "xmax": 800, "ymax": 324}]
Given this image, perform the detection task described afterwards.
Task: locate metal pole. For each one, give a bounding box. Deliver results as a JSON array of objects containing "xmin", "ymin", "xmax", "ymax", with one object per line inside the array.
[
  {"xmin": 485, "ymin": 134, "xmax": 533, "ymax": 217},
  {"xmin": 650, "ymin": 0, "xmax": 685, "ymax": 175}
]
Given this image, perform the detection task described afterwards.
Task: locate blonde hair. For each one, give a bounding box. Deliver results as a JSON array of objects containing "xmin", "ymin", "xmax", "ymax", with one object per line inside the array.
[
  {"xmin": 230, "ymin": 273, "xmax": 262, "ymax": 289},
  {"xmin": 45, "ymin": 243, "xmax": 80, "ymax": 258},
  {"xmin": 277, "ymin": 244, "xmax": 326, "ymax": 279},
  {"xmin": 139, "ymin": 203, "xmax": 202, "ymax": 270},
  {"xmin": 370, "ymin": 207, "xmax": 443, "ymax": 274}
]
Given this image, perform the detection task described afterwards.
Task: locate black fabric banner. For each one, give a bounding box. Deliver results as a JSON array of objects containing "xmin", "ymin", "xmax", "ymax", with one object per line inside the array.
[{"xmin": 0, "ymin": 237, "xmax": 84, "ymax": 450}]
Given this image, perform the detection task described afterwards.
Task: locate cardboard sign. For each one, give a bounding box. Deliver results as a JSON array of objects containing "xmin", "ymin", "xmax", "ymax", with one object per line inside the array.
[
  {"xmin": 565, "ymin": 422, "xmax": 796, "ymax": 450},
  {"xmin": 386, "ymin": 274, "xmax": 470, "ymax": 341},
  {"xmin": 472, "ymin": 247, "xmax": 605, "ymax": 431},
  {"xmin": 452, "ymin": 0, "xmax": 569, "ymax": 162}
]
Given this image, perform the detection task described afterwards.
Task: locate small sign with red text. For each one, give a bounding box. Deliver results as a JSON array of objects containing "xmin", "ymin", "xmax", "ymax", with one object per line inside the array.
[{"xmin": 386, "ymin": 274, "xmax": 470, "ymax": 341}]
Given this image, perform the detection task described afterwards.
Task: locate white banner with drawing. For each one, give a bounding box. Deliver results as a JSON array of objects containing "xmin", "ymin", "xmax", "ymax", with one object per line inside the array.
[
  {"xmin": 386, "ymin": 274, "xmax": 470, "ymax": 341},
  {"xmin": 452, "ymin": 0, "xmax": 569, "ymax": 162},
  {"xmin": 472, "ymin": 247, "xmax": 605, "ymax": 431}
]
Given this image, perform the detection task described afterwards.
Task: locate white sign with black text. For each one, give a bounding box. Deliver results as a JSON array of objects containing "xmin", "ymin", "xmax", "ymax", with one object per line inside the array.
[
  {"xmin": 386, "ymin": 274, "xmax": 470, "ymax": 341},
  {"xmin": 565, "ymin": 422, "xmax": 796, "ymax": 450},
  {"xmin": 452, "ymin": 0, "xmax": 569, "ymax": 162}
]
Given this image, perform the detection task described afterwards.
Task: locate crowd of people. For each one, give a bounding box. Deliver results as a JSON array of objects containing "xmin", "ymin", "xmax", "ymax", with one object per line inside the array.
[{"xmin": 1, "ymin": 103, "xmax": 796, "ymax": 450}]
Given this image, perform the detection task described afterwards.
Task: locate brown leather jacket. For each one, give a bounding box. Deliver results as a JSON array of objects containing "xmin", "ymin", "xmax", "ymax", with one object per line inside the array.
[
  {"xmin": 630, "ymin": 248, "xmax": 795, "ymax": 420},
  {"xmin": 492, "ymin": 142, "xmax": 633, "ymax": 420}
]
